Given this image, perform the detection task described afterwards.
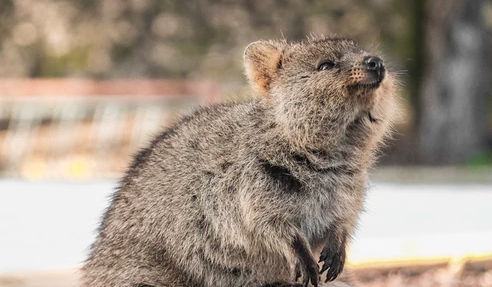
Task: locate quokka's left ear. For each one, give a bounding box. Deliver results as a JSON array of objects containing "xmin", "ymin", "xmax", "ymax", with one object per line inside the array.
[{"xmin": 244, "ymin": 40, "xmax": 285, "ymax": 97}]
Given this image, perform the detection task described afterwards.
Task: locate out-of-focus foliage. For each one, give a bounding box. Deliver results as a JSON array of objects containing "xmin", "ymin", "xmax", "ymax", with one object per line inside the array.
[
  {"xmin": 0, "ymin": 0, "xmax": 491, "ymax": 166},
  {"xmin": 0, "ymin": 0, "xmax": 415, "ymax": 81}
]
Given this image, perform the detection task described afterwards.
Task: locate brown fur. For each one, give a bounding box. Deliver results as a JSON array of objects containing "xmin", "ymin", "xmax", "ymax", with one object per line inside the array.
[{"xmin": 81, "ymin": 37, "xmax": 397, "ymax": 287}]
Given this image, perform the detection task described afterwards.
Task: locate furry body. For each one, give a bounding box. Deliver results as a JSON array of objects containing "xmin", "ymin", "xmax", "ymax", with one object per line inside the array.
[{"xmin": 82, "ymin": 38, "xmax": 397, "ymax": 287}]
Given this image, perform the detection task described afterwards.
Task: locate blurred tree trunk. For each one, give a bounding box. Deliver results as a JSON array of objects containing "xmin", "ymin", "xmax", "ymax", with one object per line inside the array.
[{"xmin": 418, "ymin": 0, "xmax": 490, "ymax": 164}]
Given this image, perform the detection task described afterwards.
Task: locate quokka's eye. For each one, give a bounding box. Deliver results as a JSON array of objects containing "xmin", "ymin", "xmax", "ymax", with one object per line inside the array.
[{"xmin": 317, "ymin": 60, "xmax": 335, "ymax": 71}]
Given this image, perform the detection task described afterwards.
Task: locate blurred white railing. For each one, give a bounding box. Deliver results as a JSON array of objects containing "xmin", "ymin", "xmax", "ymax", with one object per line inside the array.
[{"xmin": 0, "ymin": 79, "xmax": 219, "ymax": 180}]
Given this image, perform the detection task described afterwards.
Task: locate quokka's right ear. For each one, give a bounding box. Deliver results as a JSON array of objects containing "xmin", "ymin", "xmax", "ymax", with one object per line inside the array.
[{"xmin": 244, "ymin": 40, "xmax": 285, "ymax": 97}]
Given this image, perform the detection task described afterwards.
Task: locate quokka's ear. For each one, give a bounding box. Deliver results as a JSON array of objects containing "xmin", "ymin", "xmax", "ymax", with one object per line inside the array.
[{"xmin": 244, "ymin": 40, "xmax": 285, "ymax": 97}]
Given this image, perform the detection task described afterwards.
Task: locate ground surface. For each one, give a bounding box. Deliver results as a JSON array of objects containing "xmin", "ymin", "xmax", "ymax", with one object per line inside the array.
[
  {"xmin": 354, "ymin": 259, "xmax": 492, "ymax": 287},
  {"xmin": 1, "ymin": 262, "xmax": 492, "ymax": 287},
  {"xmin": 1, "ymin": 177, "xmax": 491, "ymax": 286}
]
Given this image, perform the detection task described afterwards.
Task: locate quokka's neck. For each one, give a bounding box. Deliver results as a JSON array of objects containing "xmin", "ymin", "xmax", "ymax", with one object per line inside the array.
[{"xmin": 245, "ymin": 100, "xmax": 379, "ymax": 171}]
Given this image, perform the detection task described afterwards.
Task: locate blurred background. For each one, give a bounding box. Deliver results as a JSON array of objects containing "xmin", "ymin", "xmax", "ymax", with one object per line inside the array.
[{"xmin": 0, "ymin": 0, "xmax": 491, "ymax": 286}]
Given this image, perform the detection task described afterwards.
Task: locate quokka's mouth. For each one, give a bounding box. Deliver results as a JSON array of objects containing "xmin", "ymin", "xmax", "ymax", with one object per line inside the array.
[
  {"xmin": 357, "ymin": 79, "xmax": 382, "ymax": 90},
  {"xmin": 367, "ymin": 111, "xmax": 378, "ymax": 123},
  {"xmin": 352, "ymin": 110, "xmax": 378, "ymax": 125}
]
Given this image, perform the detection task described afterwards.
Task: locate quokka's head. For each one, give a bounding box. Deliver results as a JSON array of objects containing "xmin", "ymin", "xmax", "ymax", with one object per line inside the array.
[{"xmin": 244, "ymin": 37, "xmax": 398, "ymax": 150}]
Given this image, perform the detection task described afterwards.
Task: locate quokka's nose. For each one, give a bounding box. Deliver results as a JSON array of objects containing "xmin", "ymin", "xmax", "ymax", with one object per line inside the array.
[{"xmin": 363, "ymin": 56, "xmax": 385, "ymax": 81}]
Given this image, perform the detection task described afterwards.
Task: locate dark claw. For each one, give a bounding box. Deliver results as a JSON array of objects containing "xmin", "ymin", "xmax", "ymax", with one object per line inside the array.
[
  {"xmin": 318, "ymin": 243, "xmax": 346, "ymax": 282},
  {"xmin": 303, "ymin": 277, "xmax": 309, "ymax": 287},
  {"xmin": 306, "ymin": 260, "xmax": 319, "ymax": 287},
  {"xmin": 319, "ymin": 261, "xmax": 330, "ymax": 274},
  {"xmin": 292, "ymin": 235, "xmax": 320, "ymax": 286},
  {"xmin": 295, "ymin": 263, "xmax": 302, "ymax": 282},
  {"xmin": 298, "ymin": 259, "xmax": 319, "ymax": 287},
  {"xmin": 325, "ymin": 258, "xmax": 343, "ymax": 282},
  {"xmin": 293, "ymin": 260, "xmax": 319, "ymax": 286}
]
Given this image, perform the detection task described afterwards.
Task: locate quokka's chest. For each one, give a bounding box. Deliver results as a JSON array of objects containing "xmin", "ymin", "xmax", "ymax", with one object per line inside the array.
[{"xmin": 296, "ymin": 176, "xmax": 366, "ymax": 240}]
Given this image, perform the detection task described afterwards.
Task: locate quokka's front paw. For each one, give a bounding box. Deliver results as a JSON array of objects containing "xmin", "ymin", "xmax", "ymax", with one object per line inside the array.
[
  {"xmin": 294, "ymin": 258, "xmax": 319, "ymax": 287},
  {"xmin": 292, "ymin": 234, "xmax": 320, "ymax": 286},
  {"xmin": 318, "ymin": 243, "xmax": 346, "ymax": 282}
]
